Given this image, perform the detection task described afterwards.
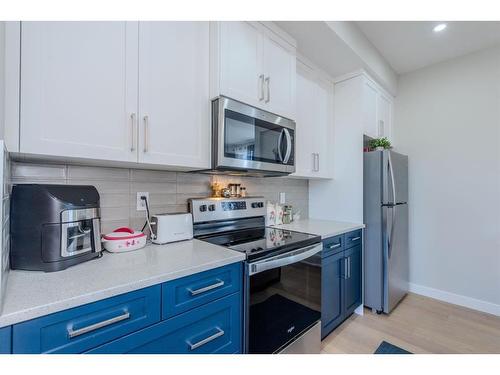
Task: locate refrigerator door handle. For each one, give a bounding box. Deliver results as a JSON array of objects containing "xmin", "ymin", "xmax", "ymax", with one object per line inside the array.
[
  {"xmin": 388, "ymin": 151, "xmax": 397, "ymax": 205},
  {"xmin": 388, "ymin": 206, "xmax": 396, "ymax": 259}
]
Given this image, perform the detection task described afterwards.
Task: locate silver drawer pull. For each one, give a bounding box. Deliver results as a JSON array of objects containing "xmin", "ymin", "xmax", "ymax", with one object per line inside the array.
[
  {"xmin": 67, "ymin": 312, "xmax": 131, "ymax": 339},
  {"xmin": 188, "ymin": 280, "xmax": 225, "ymax": 296},
  {"xmin": 189, "ymin": 327, "xmax": 225, "ymax": 350},
  {"xmin": 327, "ymin": 243, "xmax": 341, "ymax": 249},
  {"xmin": 351, "ymin": 236, "xmax": 361, "ymax": 241}
]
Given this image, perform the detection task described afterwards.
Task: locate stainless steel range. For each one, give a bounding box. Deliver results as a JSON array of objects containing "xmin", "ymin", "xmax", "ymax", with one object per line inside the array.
[{"xmin": 189, "ymin": 197, "xmax": 322, "ymax": 354}]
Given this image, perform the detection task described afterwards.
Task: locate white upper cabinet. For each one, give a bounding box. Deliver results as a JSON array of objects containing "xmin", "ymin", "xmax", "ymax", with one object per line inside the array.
[
  {"xmin": 138, "ymin": 22, "xmax": 210, "ymax": 169},
  {"xmin": 213, "ymin": 22, "xmax": 296, "ymax": 120},
  {"xmin": 293, "ymin": 61, "xmax": 333, "ymax": 179},
  {"xmin": 20, "ymin": 22, "xmax": 139, "ymax": 162},
  {"xmin": 17, "ymin": 21, "xmax": 211, "ymax": 170},
  {"xmin": 218, "ymin": 22, "xmax": 263, "ymax": 109},
  {"xmin": 262, "ymin": 36, "xmax": 296, "ymax": 120},
  {"xmin": 362, "ymin": 76, "xmax": 393, "ymax": 140}
]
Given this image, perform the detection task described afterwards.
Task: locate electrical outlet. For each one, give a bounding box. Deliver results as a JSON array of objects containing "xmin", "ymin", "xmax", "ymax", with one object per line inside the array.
[
  {"xmin": 136, "ymin": 192, "xmax": 149, "ymax": 211},
  {"xmin": 279, "ymin": 192, "xmax": 286, "ymax": 204}
]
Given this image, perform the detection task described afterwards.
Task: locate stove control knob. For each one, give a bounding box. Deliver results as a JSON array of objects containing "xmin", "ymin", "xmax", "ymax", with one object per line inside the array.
[
  {"xmin": 199, "ymin": 204, "xmax": 207, "ymax": 212},
  {"xmin": 251, "ymin": 202, "xmax": 258, "ymax": 208},
  {"xmin": 208, "ymin": 204, "xmax": 216, "ymax": 212},
  {"xmin": 258, "ymin": 202, "xmax": 264, "ymax": 208}
]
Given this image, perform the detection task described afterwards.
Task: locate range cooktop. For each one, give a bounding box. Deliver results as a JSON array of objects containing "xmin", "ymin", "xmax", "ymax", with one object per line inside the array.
[{"xmin": 197, "ymin": 227, "xmax": 321, "ymax": 261}]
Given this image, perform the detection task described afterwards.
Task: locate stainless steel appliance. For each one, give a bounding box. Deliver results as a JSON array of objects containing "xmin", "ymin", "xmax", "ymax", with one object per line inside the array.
[
  {"xmin": 205, "ymin": 96, "xmax": 296, "ymax": 176},
  {"xmin": 364, "ymin": 150, "xmax": 409, "ymax": 314},
  {"xmin": 190, "ymin": 197, "xmax": 322, "ymax": 354},
  {"xmin": 10, "ymin": 184, "xmax": 102, "ymax": 272}
]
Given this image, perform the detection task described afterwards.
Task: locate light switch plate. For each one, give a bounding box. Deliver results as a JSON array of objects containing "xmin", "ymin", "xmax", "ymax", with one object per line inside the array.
[{"xmin": 137, "ymin": 192, "xmax": 149, "ymax": 211}]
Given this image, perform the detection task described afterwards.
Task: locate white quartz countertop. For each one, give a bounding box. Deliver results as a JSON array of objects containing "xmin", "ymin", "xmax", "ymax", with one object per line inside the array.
[
  {"xmin": 0, "ymin": 239, "xmax": 245, "ymax": 328},
  {"xmin": 273, "ymin": 219, "xmax": 365, "ymax": 239}
]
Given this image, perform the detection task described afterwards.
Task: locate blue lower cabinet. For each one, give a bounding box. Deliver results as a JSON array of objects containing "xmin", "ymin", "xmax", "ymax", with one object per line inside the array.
[
  {"xmin": 321, "ymin": 230, "xmax": 363, "ymax": 339},
  {"xmin": 86, "ymin": 292, "xmax": 242, "ymax": 354},
  {"xmin": 344, "ymin": 244, "xmax": 362, "ymax": 316},
  {"xmin": 0, "ymin": 326, "xmax": 12, "ymax": 353},
  {"xmin": 13, "ymin": 285, "xmax": 161, "ymax": 354},
  {"xmin": 162, "ymin": 262, "xmax": 242, "ymax": 320},
  {"xmin": 321, "ymin": 252, "xmax": 344, "ymax": 339}
]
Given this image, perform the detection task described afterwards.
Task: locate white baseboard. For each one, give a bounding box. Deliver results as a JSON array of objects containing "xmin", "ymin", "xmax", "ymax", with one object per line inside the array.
[{"xmin": 408, "ymin": 283, "xmax": 500, "ymax": 317}]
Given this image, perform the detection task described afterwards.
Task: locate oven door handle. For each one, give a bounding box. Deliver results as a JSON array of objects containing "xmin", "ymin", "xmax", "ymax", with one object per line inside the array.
[{"xmin": 248, "ymin": 243, "xmax": 322, "ymax": 276}]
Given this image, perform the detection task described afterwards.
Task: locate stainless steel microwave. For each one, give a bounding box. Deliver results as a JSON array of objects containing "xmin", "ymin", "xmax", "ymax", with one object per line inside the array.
[{"xmin": 209, "ymin": 96, "xmax": 296, "ymax": 176}]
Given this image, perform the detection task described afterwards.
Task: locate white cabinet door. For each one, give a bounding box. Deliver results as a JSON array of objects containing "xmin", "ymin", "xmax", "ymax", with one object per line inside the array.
[
  {"xmin": 20, "ymin": 22, "xmax": 139, "ymax": 162},
  {"xmin": 377, "ymin": 93, "xmax": 393, "ymax": 140},
  {"xmin": 219, "ymin": 22, "xmax": 263, "ymax": 109},
  {"xmin": 362, "ymin": 78, "xmax": 379, "ymax": 139},
  {"xmin": 262, "ymin": 36, "xmax": 296, "ymax": 120},
  {"xmin": 294, "ymin": 66, "xmax": 316, "ymax": 178},
  {"xmin": 137, "ymin": 22, "xmax": 210, "ymax": 169},
  {"xmin": 293, "ymin": 63, "xmax": 333, "ymax": 179},
  {"xmin": 315, "ymin": 78, "xmax": 333, "ymax": 178}
]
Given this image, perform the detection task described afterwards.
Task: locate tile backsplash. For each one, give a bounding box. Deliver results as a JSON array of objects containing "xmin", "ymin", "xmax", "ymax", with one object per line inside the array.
[{"xmin": 11, "ymin": 162, "xmax": 309, "ymax": 234}]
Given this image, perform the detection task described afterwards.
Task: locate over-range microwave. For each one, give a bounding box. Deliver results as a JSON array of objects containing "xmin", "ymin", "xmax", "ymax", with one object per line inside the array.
[{"xmin": 205, "ymin": 96, "xmax": 296, "ymax": 177}]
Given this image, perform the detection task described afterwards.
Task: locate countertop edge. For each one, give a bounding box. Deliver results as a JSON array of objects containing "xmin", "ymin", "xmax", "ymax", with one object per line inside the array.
[{"xmin": 0, "ymin": 254, "xmax": 244, "ymax": 328}]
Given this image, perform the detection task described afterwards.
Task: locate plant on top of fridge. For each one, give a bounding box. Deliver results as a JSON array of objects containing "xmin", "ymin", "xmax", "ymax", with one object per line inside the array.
[{"xmin": 368, "ymin": 137, "xmax": 392, "ymax": 150}]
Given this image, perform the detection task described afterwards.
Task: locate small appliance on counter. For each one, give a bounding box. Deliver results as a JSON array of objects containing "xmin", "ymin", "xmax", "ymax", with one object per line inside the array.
[
  {"xmin": 150, "ymin": 213, "xmax": 193, "ymax": 245},
  {"xmin": 102, "ymin": 227, "xmax": 147, "ymax": 253},
  {"xmin": 10, "ymin": 184, "xmax": 103, "ymax": 272}
]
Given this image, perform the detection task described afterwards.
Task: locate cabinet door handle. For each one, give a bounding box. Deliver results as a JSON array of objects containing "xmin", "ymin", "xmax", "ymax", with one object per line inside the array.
[
  {"xmin": 351, "ymin": 236, "xmax": 361, "ymax": 242},
  {"xmin": 130, "ymin": 113, "xmax": 136, "ymax": 152},
  {"xmin": 327, "ymin": 243, "xmax": 341, "ymax": 250},
  {"xmin": 189, "ymin": 327, "xmax": 225, "ymax": 350},
  {"xmin": 143, "ymin": 115, "xmax": 149, "ymax": 153},
  {"xmin": 379, "ymin": 120, "xmax": 384, "ymax": 137},
  {"xmin": 316, "ymin": 153, "xmax": 320, "ymax": 172},
  {"xmin": 67, "ymin": 312, "xmax": 131, "ymax": 339},
  {"xmin": 344, "ymin": 257, "xmax": 348, "ymax": 279},
  {"xmin": 348, "ymin": 256, "xmax": 351, "ymax": 279},
  {"xmin": 259, "ymin": 74, "xmax": 265, "ymax": 101},
  {"xmin": 188, "ymin": 280, "xmax": 225, "ymax": 296},
  {"xmin": 312, "ymin": 153, "xmax": 319, "ymax": 172},
  {"xmin": 265, "ymin": 76, "xmax": 270, "ymax": 103}
]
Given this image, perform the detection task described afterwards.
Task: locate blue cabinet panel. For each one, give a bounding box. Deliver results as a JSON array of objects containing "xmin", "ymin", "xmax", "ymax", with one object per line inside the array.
[
  {"xmin": 321, "ymin": 251, "xmax": 344, "ymax": 339},
  {"xmin": 86, "ymin": 292, "xmax": 242, "ymax": 354},
  {"xmin": 344, "ymin": 229, "xmax": 362, "ymax": 249},
  {"xmin": 13, "ymin": 285, "xmax": 161, "ymax": 354},
  {"xmin": 0, "ymin": 326, "xmax": 12, "ymax": 353},
  {"xmin": 162, "ymin": 262, "xmax": 242, "ymax": 320},
  {"xmin": 321, "ymin": 230, "xmax": 363, "ymax": 340},
  {"xmin": 322, "ymin": 235, "xmax": 343, "ymax": 257},
  {"xmin": 344, "ymin": 244, "xmax": 362, "ymax": 316}
]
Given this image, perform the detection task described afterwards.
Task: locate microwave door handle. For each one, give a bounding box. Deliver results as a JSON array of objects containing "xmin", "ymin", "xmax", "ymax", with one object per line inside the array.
[
  {"xmin": 283, "ymin": 128, "xmax": 292, "ymax": 164},
  {"xmin": 249, "ymin": 243, "xmax": 322, "ymax": 276},
  {"xmin": 277, "ymin": 129, "xmax": 285, "ymax": 162}
]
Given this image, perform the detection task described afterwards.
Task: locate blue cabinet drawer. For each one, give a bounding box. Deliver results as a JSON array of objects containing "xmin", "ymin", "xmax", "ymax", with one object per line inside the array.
[
  {"xmin": 13, "ymin": 285, "xmax": 161, "ymax": 353},
  {"xmin": 322, "ymin": 235, "xmax": 343, "ymax": 257},
  {"xmin": 344, "ymin": 229, "xmax": 362, "ymax": 249},
  {"xmin": 162, "ymin": 262, "xmax": 242, "ymax": 320},
  {"xmin": 86, "ymin": 292, "xmax": 242, "ymax": 354},
  {"xmin": 0, "ymin": 326, "xmax": 12, "ymax": 353}
]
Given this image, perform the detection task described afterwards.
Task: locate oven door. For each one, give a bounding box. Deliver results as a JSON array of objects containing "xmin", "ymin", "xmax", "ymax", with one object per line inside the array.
[
  {"xmin": 213, "ymin": 96, "xmax": 295, "ymax": 175},
  {"xmin": 245, "ymin": 243, "xmax": 322, "ymax": 354}
]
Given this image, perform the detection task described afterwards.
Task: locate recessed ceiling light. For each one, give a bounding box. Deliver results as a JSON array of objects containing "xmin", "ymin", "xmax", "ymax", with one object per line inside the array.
[{"xmin": 433, "ymin": 23, "xmax": 447, "ymax": 32}]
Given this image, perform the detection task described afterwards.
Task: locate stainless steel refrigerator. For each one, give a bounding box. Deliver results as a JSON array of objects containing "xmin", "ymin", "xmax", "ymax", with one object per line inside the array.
[{"xmin": 364, "ymin": 150, "xmax": 409, "ymax": 314}]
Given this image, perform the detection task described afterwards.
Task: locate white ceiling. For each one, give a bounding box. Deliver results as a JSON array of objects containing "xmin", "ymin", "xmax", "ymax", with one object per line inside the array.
[{"xmin": 356, "ymin": 21, "xmax": 500, "ymax": 74}]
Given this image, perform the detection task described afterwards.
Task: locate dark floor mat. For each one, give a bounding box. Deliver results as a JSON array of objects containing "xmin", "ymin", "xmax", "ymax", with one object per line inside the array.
[{"xmin": 374, "ymin": 341, "xmax": 412, "ymax": 354}]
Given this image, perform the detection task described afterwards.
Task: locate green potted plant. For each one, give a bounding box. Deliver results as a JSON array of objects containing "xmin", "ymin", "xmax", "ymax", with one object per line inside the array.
[{"xmin": 368, "ymin": 137, "xmax": 392, "ymax": 151}]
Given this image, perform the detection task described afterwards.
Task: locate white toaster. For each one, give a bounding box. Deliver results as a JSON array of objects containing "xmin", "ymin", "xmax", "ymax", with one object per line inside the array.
[{"xmin": 150, "ymin": 213, "xmax": 193, "ymax": 244}]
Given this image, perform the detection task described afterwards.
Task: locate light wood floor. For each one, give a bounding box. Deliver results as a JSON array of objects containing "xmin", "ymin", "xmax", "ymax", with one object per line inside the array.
[{"xmin": 321, "ymin": 293, "xmax": 500, "ymax": 354}]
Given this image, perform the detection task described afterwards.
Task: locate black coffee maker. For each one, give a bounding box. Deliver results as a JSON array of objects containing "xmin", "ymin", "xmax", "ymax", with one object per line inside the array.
[{"xmin": 10, "ymin": 184, "xmax": 103, "ymax": 272}]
